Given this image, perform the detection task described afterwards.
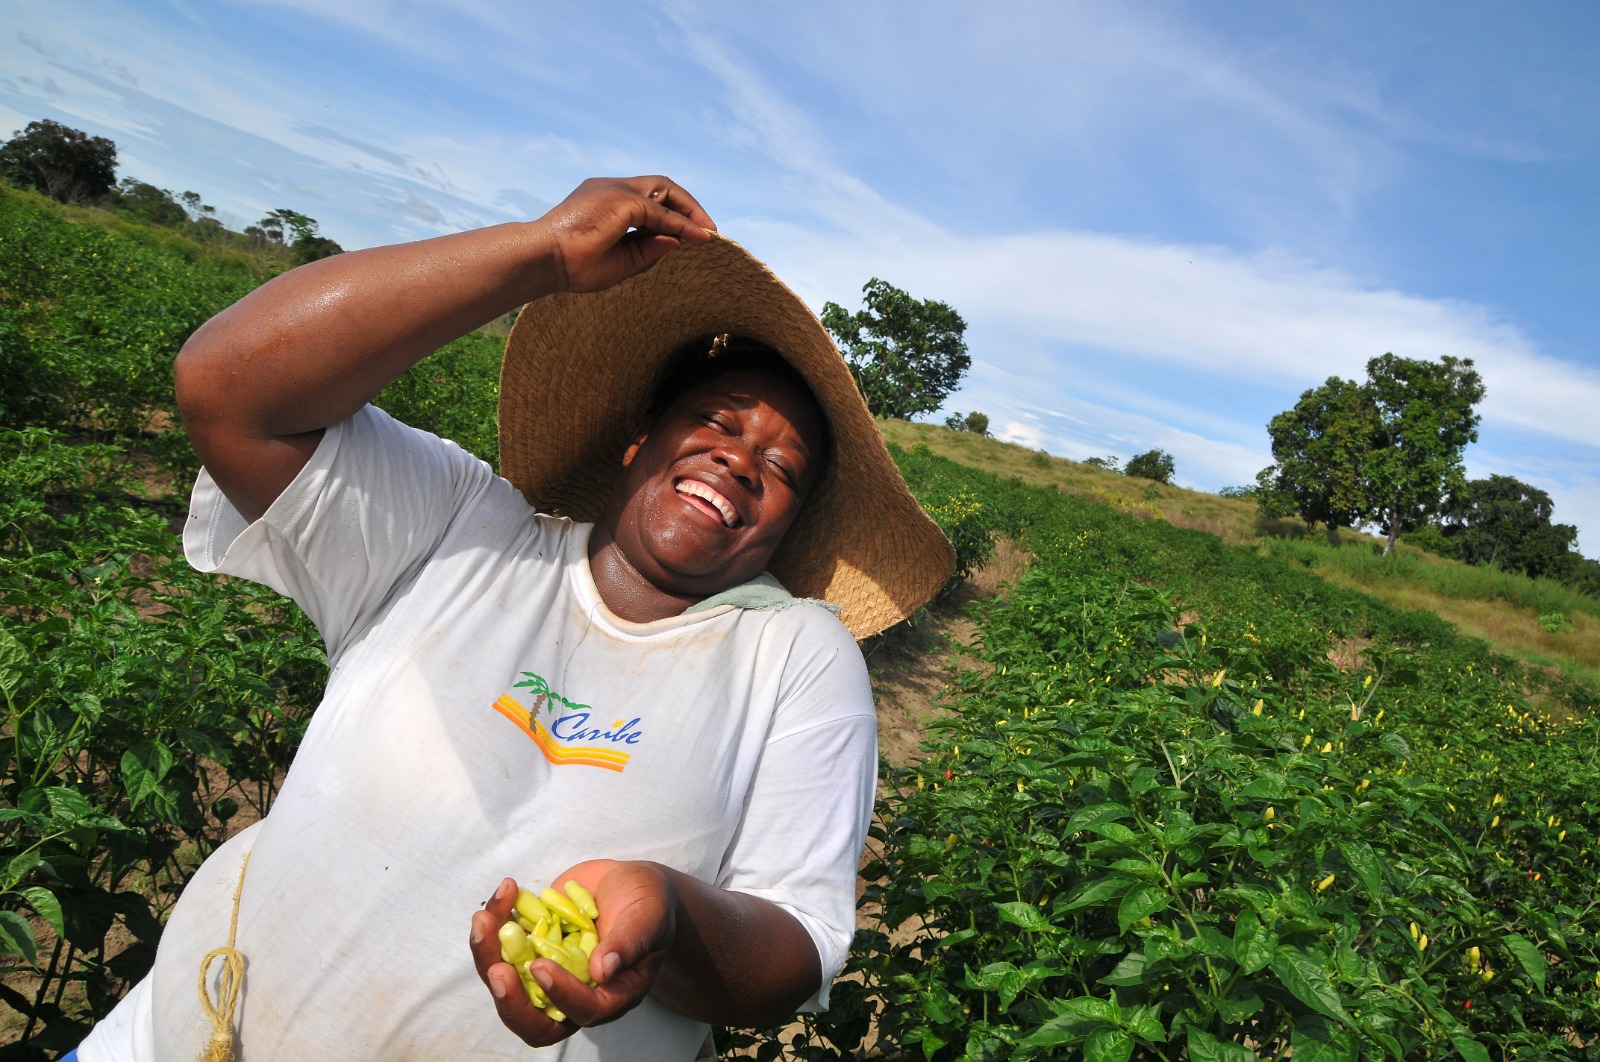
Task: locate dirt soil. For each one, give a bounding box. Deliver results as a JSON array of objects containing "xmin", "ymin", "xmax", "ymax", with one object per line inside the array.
[{"xmin": 866, "ymin": 539, "xmax": 1029, "ymax": 769}]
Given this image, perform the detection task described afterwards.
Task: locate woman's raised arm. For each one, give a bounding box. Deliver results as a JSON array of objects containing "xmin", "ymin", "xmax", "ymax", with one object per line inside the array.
[{"xmin": 174, "ymin": 177, "xmax": 714, "ymax": 522}]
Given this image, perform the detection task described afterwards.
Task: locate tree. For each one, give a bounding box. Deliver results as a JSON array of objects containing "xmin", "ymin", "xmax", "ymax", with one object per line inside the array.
[
  {"xmin": 1256, "ymin": 354, "xmax": 1483, "ymax": 552},
  {"xmin": 943, "ymin": 410, "xmax": 989, "ymax": 435},
  {"xmin": 1437, "ymin": 475, "xmax": 1578, "ymax": 578},
  {"xmin": 256, "ymin": 208, "xmax": 343, "ymax": 263},
  {"xmin": 1124, "ymin": 449, "xmax": 1175, "ymax": 484},
  {"xmin": 0, "ymin": 119, "xmax": 117, "ymax": 204},
  {"xmin": 109, "ymin": 178, "xmax": 187, "ymax": 226},
  {"xmin": 1083, "ymin": 456, "xmax": 1120, "ymax": 472},
  {"xmin": 822, "ymin": 278, "xmax": 969, "ymax": 419},
  {"xmin": 1255, "ymin": 376, "xmax": 1376, "ymax": 538},
  {"xmin": 1363, "ymin": 354, "xmax": 1484, "ymax": 554}
]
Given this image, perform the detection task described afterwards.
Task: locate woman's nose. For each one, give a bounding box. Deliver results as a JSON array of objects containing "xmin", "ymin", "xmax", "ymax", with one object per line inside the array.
[{"xmin": 713, "ymin": 439, "xmax": 758, "ymax": 486}]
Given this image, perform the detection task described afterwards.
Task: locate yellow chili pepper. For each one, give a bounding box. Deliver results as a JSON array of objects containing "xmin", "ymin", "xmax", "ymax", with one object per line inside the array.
[
  {"xmin": 514, "ymin": 888, "xmax": 552, "ymax": 926},
  {"xmin": 1316, "ymin": 873, "xmax": 1335, "ymax": 892},
  {"xmin": 564, "ymin": 880, "xmax": 601, "ymax": 921},
  {"xmin": 541, "ymin": 888, "xmax": 595, "ymax": 933}
]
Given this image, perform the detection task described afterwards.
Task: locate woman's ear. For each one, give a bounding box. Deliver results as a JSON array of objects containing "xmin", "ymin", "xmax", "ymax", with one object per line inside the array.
[{"xmin": 620, "ymin": 421, "xmax": 651, "ymax": 467}]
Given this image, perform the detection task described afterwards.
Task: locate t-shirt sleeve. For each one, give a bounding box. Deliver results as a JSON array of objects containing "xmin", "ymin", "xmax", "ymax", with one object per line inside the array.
[
  {"xmin": 716, "ymin": 610, "xmax": 877, "ymax": 1012},
  {"xmin": 181, "ymin": 405, "xmax": 505, "ymax": 660}
]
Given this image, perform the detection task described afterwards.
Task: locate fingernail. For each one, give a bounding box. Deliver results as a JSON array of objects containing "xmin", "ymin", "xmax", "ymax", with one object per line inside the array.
[
  {"xmin": 531, "ymin": 965, "xmax": 554, "ymax": 990},
  {"xmin": 491, "ymin": 975, "xmax": 508, "ymax": 1001},
  {"xmin": 471, "ymin": 925, "xmax": 482, "ymax": 945},
  {"xmin": 601, "ymin": 952, "xmax": 621, "ymax": 981}
]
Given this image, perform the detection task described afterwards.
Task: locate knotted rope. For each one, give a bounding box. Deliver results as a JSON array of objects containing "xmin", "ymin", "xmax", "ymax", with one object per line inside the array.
[{"xmin": 195, "ymin": 849, "xmax": 252, "ymax": 1062}]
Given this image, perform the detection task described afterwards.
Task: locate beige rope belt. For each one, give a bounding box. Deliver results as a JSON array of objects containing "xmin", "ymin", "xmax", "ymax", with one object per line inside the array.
[{"xmin": 195, "ymin": 849, "xmax": 252, "ymax": 1062}]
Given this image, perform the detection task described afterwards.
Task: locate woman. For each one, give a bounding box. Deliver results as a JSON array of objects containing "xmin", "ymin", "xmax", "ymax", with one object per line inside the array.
[{"xmin": 74, "ymin": 177, "xmax": 951, "ymax": 1060}]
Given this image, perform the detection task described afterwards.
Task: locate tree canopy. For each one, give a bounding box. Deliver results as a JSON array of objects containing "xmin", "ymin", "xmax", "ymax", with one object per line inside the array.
[
  {"xmin": 1256, "ymin": 354, "xmax": 1484, "ymax": 552},
  {"xmin": 1124, "ymin": 449, "xmax": 1176, "ymax": 484},
  {"xmin": 944, "ymin": 410, "xmax": 990, "ymax": 435},
  {"xmin": 822, "ymin": 278, "xmax": 970, "ymax": 420},
  {"xmin": 0, "ymin": 119, "xmax": 117, "ymax": 205},
  {"xmin": 1437, "ymin": 475, "xmax": 1578, "ymax": 579}
]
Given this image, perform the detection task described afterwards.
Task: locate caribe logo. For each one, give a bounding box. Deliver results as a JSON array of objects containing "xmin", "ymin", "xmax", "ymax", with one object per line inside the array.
[{"xmin": 491, "ymin": 671, "xmax": 644, "ymax": 773}]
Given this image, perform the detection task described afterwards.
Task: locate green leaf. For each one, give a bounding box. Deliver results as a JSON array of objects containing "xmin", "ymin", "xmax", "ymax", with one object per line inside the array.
[
  {"xmin": 1291, "ymin": 1014, "xmax": 1357, "ymax": 1062},
  {"xmin": 1502, "ymin": 933, "xmax": 1546, "ymax": 994},
  {"xmin": 994, "ymin": 900, "xmax": 1050, "ymax": 933},
  {"xmin": 44, "ymin": 786, "xmax": 92, "ymax": 824},
  {"xmin": 122, "ymin": 739, "xmax": 175, "ymax": 814},
  {"xmin": 0, "ymin": 910, "xmax": 38, "ymax": 965},
  {"xmin": 1097, "ymin": 951, "xmax": 1147, "ymax": 987},
  {"xmin": 1232, "ymin": 911, "xmax": 1275, "ymax": 975},
  {"xmin": 1117, "ymin": 884, "xmax": 1172, "ymax": 933},
  {"xmin": 972, "ymin": 961, "xmax": 1029, "ymax": 1010},
  {"xmin": 1061, "ymin": 874, "xmax": 1136, "ymax": 912},
  {"xmin": 1087, "ymin": 822, "xmax": 1140, "ymax": 844},
  {"xmin": 20, "ymin": 886, "xmax": 64, "ymax": 938},
  {"xmin": 2, "ymin": 849, "xmax": 42, "ymax": 891},
  {"xmin": 1084, "ymin": 1027, "xmax": 1133, "ymax": 1062},
  {"xmin": 1378, "ymin": 732, "xmax": 1411, "ymax": 761},
  {"xmin": 1216, "ymin": 985, "xmax": 1262, "ymax": 1024},
  {"xmin": 0, "ymin": 625, "xmax": 27, "ymax": 701},
  {"xmin": 1064, "ymin": 802, "xmax": 1132, "ymax": 835},
  {"xmin": 1449, "ymin": 1033, "xmax": 1490, "ymax": 1062},
  {"xmin": 1338, "ymin": 840, "xmax": 1382, "ymax": 898},
  {"xmin": 1186, "ymin": 1027, "xmax": 1256, "ymax": 1062},
  {"xmin": 1270, "ymin": 947, "xmax": 1350, "ymax": 1023}
]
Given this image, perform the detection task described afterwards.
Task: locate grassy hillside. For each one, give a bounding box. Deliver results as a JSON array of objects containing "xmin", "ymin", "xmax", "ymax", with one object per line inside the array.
[{"xmin": 879, "ymin": 418, "xmax": 1600, "ymax": 696}]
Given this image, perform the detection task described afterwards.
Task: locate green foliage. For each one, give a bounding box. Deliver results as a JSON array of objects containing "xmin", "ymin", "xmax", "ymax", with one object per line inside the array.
[
  {"xmin": 822, "ymin": 278, "xmax": 970, "ymax": 420},
  {"xmin": 748, "ymin": 448, "xmax": 1599, "ymax": 1060},
  {"xmin": 107, "ymin": 179, "xmax": 189, "ymax": 227},
  {"xmin": 1124, "ymin": 449, "xmax": 1175, "ymax": 485},
  {"xmin": 1438, "ymin": 475, "xmax": 1580, "ymax": 580},
  {"xmin": 946, "ymin": 410, "xmax": 991, "ymax": 436},
  {"xmin": 0, "ymin": 189, "xmax": 329, "ymax": 1047},
  {"xmin": 1256, "ymin": 376, "xmax": 1374, "ymax": 534},
  {"xmin": 1257, "ymin": 355, "xmax": 1486, "ymax": 555},
  {"xmin": 1364, "ymin": 354, "xmax": 1485, "ymax": 553},
  {"xmin": 0, "ymin": 119, "xmax": 118, "ymax": 206},
  {"xmin": 1085, "ymin": 456, "xmax": 1121, "ymax": 473},
  {"xmin": 0, "ymin": 430, "xmax": 324, "ymax": 1043},
  {"xmin": 0, "ymin": 185, "xmax": 263, "ymax": 457}
]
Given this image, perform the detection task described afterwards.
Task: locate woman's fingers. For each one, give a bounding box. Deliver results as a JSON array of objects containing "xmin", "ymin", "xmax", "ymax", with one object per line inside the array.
[{"xmin": 543, "ymin": 176, "xmax": 716, "ymax": 293}]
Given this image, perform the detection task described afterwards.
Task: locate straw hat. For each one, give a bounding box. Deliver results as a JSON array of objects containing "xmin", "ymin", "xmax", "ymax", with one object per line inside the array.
[{"xmin": 499, "ymin": 233, "xmax": 954, "ymax": 639}]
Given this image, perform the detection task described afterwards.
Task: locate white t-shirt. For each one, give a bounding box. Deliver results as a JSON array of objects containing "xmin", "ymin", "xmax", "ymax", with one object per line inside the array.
[{"xmin": 80, "ymin": 406, "xmax": 877, "ymax": 1062}]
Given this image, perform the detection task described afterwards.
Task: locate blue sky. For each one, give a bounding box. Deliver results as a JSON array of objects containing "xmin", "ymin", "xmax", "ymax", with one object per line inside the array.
[{"xmin": 5, "ymin": 0, "xmax": 1598, "ymax": 550}]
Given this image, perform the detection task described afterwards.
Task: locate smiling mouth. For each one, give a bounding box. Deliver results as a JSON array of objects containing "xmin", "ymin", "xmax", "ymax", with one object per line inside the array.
[{"xmin": 676, "ymin": 479, "xmax": 740, "ymax": 528}]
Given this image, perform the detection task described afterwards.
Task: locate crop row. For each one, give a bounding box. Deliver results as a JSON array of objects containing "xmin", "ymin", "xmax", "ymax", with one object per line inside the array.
[{"xmin": 756, "ymin": 447, "xmax": 1600, "ymax": 1060}]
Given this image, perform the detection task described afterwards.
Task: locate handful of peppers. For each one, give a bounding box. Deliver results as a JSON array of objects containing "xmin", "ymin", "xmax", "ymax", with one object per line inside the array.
[{"xmin": 497, "ymin": 880, "xmax": 601, "ymax": 1022}]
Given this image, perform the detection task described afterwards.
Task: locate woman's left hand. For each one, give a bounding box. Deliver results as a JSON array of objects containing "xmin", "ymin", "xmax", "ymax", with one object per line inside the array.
[{"xmin": 469, "ymin": 861, "xmax": 676, "ymax": 1046}]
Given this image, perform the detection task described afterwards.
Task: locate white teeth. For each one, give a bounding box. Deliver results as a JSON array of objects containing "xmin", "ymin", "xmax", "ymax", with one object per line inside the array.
[{"xmin": 677, "ymin": 480, "xmax": 737, "ymax": 527}]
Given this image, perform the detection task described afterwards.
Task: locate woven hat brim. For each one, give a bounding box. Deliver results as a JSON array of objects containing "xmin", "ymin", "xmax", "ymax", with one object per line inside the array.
[{"xmin": 498, "ymin": 234, "xmax": 954, "ymax": 639}]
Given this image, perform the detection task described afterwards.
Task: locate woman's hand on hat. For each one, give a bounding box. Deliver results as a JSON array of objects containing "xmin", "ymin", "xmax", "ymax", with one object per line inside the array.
[
  {"xmin": 543, "ymin": 176, "xmax": 718, "ymax": 295},
  {"xmin": 471, "ymin": 861, "xmax": 674, "ymax": 1046}
]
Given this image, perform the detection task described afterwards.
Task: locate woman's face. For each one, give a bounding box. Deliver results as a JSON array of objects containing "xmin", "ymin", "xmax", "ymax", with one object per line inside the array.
[{"xmin": 599, "ymin": 369, "xmax": 825, "ymax": 598}]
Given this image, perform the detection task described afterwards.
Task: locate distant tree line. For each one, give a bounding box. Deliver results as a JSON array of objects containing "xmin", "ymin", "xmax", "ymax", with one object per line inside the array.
[
  {"xmin": 1083, "ymin": 450, "xmax": 1177, "ymax": 485},
  {"xmin": 1254, "ymin": 351, "xmax": 1598, "ymax": 595},
  {"xmin": 0, "ymin": 118, "xmax": 343, "ymax": 264}
]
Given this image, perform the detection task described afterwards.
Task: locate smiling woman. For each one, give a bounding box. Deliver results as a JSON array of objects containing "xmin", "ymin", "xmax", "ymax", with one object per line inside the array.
[{"xmin": 72, "ymin": 175, "xmax": 953, "ymax": 1062}]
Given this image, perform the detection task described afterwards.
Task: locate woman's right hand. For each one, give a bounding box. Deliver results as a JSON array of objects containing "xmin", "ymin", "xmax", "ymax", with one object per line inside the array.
[{"xmin": 541, "ymin": 176, "xmax": 718, "ymax": 295}]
